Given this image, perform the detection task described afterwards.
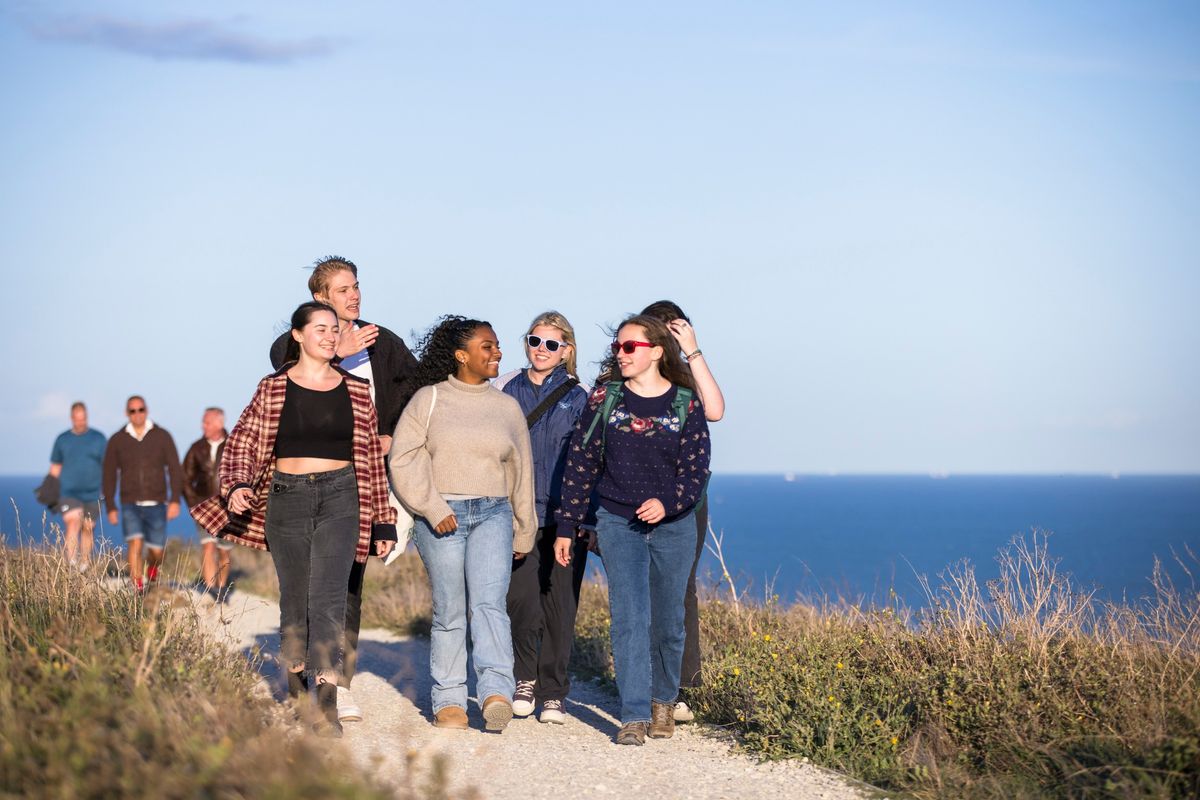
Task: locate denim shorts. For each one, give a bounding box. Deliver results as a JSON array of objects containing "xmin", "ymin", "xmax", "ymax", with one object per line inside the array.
[
  {"xmin": 195, "ymin": 520, "xmax": 234, "ymax": 551},
  {"xmin": 121, "ymin": 503, "xmax": 168, "ymax": 549}
]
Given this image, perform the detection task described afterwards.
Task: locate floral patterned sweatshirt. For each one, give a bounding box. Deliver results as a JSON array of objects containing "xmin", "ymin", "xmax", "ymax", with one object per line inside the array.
[{"xmin": 557, "ymin": 382, "xmax": 711, "ymax": 526}]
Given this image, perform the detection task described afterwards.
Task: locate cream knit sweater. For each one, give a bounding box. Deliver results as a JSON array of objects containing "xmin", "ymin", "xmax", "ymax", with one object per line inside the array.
[{"xmin": 388, "ymin": 375, "xmax": 537, "ymax": 553}]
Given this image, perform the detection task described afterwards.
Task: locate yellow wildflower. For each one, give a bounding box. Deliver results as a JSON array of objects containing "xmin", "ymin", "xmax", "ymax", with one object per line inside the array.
[
  {"xmin": 891, "ymin": 736, "xmax": 899, "ymax": 746},
  {"xmin": 763, "ymin": 634, "xmax": 772, "ymax": 642},
  {"xmin": 835, "ymin": 661, "xmax": 845, "ymax": 670},
  {"xmin": 827, "ymin": 695, "xmax": 835, "ymax": 703},
  {"xmin": 732, "ymin": 667, "xmax": 741, "ymax": 677}
]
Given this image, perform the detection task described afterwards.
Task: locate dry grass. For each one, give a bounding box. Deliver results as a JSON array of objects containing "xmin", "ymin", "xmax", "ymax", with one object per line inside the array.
[{"xmin": 0, "ymin": 530, "xmax": 445, "ymax": 800}]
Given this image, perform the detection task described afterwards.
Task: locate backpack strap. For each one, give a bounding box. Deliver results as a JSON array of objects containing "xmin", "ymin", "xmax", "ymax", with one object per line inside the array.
[
  {"xmin": 525, "ymin": 377, "xmax": 579, "ymax": 429},
  {"xmin": 672, "ymin": 387, "xmax": 694, "ymax": 430},
  {"xmin": 582, "ymin": 381, "xmax": 624, "ymax": 446}
]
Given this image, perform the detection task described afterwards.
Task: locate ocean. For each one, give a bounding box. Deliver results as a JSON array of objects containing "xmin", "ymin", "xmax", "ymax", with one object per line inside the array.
[{"xmin": 3, "ymin": 474, "xmax": 1197, "ymax": 609}]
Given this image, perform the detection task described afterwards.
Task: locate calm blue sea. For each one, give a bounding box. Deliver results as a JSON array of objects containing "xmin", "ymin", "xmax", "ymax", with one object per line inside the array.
[{"xmin": 2, "ymin": 474, "xmax": 1197, "ymax": 609}]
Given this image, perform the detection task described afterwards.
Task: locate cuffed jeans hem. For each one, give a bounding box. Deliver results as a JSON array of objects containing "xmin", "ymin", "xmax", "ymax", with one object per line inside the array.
[{"xmin": 652, "ymin": 695, "xmax": 679, "ymax": 706}]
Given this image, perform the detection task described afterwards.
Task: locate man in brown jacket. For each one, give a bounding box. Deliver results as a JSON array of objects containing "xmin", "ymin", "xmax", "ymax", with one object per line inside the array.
[
  {"xmin": 182, "ymin": 407, "xmax": 231, "ymax": 600},
  {"xmin": 102, "ymin": 395, "xmax": 184, "ymax": 592}
]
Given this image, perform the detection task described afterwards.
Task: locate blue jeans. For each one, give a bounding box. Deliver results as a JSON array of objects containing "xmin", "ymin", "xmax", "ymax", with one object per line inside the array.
[
  {"xmin": 414, "ymin": 497, "xmax": 516, "ymax": 713},
  {"xmin": 596, "ymin": 506, "xmax": 696, "ymax": 724},
  {"xmin": 121, "ymin": 503, "xmax": 167, "ymax": 550}
]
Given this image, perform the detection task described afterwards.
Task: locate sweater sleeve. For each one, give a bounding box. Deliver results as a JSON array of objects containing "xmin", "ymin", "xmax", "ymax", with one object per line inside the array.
[
  {"xmin": 668, "ymin": 397, "xmax": 712, "ymax": 516},
  {"xmin": 102, "ymin": 435, "xmax": 119, "ymax": 513},
  {"xmin": 388, "ymin": 386, "xmax": 453, "ymax": 528},
  {"xmin": 555, "ymin": 388, "xmax": 607, "ymax": 530},
  {"xmin": 505, "ymin": 403, "xmax": 537, "ymax": 554},
  {"xmin": 163, "ymin": 432, "xmax": 184, "ymax": 505},
  {"xmin": 220, "ymin": 380, "xmax": 268, "ymax": 500}
]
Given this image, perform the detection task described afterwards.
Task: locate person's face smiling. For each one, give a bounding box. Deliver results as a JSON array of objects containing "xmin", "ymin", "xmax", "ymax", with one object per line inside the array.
[
  {"xmin": 525, "ymin": 324, "xmax": 569, "ymax": 377},
  {"xmin": 457, "ymin": 326, "xmax": 502, "ymax": 383},
  {"xmin": 315, "ymin": 269, "xmax": 361, "ymax": 323}
]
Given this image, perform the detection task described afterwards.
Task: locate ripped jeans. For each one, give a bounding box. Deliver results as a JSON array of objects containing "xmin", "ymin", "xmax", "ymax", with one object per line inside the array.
[{"xmin": 265, "ymin": 466, "xmax": 360, "ymax": 685}]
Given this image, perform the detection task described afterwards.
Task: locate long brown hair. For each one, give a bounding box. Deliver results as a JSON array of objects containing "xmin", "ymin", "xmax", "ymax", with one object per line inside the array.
[{"xmin": 598, "ymin": 314, "xmax": 696, "ymax": 392}]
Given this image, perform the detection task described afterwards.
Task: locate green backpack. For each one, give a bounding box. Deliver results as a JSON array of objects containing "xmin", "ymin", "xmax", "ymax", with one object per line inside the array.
[{"xmin": 582, "ymin": 380, "xmax": 694, "ymax": 450}]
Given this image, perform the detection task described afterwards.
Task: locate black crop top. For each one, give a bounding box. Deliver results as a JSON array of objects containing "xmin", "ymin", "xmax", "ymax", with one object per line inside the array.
[{"xmin": 274, "ymin": 378, "xmax": 354, "ymax": 460}]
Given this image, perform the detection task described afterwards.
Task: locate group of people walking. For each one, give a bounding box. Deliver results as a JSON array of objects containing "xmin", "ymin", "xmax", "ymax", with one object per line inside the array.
[
  {"xmin": 43, "ymin": 398, "xmax": 233, "ymax": 600},
  {"xmin": 56, "ymin": 254, "xmax": 723, "ymax": 746}
]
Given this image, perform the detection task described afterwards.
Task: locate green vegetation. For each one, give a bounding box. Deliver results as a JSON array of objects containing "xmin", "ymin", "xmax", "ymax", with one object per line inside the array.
[
  {"xmin": 576, "ymin": 534, "xmax": 1200, "ymax": 799},
  {"xmin": 0, "ymin": 539, "xmax": 435, "ymax": 800}
]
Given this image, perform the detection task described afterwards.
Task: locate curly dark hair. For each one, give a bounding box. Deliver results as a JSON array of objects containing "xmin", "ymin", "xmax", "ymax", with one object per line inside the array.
[
  {"xmin": 409, "ymin": 315, "xmax": 493, "ymax": 394},
  {"xmin": 596, "ymin": 314, "xmax": 696, "ymax": 392}
]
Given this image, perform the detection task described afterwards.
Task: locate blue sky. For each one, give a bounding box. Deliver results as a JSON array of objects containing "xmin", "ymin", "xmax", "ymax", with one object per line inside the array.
[{"xmin": 2, "ymin": 1, "xmax": 1198, "ymax": 474}]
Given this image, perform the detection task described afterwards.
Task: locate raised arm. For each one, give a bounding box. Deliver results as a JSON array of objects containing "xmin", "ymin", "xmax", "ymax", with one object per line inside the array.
[{"xmin": 667, "ymin": 319, "xmax": 725, "ymax": 421}]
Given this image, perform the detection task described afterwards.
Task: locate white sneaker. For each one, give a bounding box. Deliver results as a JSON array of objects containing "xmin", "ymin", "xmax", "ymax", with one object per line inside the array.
[
  {"xmin": 512, "ymin": 679, "xmax": 536, "ymax": 717},
  {"xmin": 337, "ymin": 686, "xmax": 363, "ymax": 722},
  {"xmin": 539, "ymin": 698, "xmax": 567, "ymax": 724},
  {"xmin": 673, "ymin": 700, "xmax": 695, "ymax": 722}
]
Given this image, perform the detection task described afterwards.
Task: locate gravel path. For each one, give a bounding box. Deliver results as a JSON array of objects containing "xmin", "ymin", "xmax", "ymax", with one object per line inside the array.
[{"xmin": 193, "ymin": 589, "xmax": 879, "ymax": 800}]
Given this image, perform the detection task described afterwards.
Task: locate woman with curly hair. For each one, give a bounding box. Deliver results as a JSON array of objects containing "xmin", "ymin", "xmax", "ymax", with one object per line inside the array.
[
  {"xmin": 555, "ymin": 314, "xmax": 711, "ymax": 745},
  {"xmin": 388, "ymin": 316, "xmax": 536, "ymax": 732}
]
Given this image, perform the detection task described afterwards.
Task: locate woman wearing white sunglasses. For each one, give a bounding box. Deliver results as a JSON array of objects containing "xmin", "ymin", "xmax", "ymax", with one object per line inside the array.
[{"xmin": 494, "ymin": 311, "xmax": 591, "ymax": 724}]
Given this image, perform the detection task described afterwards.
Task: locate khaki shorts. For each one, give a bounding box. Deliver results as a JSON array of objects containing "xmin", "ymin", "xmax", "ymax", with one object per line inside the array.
[{"xmin": 57, "ymin": 498, "xmax": 102, "ymax": 522}]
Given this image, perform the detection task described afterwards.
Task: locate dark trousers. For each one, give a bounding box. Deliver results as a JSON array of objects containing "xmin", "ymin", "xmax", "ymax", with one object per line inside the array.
[
  {"xmin": 680, "ymin": 493, "xmax": 708, "ymax": 689},
  {"xmin": 507, "ymin": 524, "xmax": 589, "ymax": 701},
  {"xmin": 265, "ymin": 467, "xmax": 360, "ymax": 681},
  {"xmin": 341, "ymin": 558, "xmax": 366, "ymax": 688}
]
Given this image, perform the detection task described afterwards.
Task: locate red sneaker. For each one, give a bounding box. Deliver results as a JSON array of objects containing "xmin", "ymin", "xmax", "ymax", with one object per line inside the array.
[{"xmin": 147, "ymin": 565, "xmax": 159, "ymax": 584}]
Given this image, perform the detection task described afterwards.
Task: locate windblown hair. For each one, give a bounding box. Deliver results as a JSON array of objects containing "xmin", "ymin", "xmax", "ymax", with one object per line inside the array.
[
  {"xmin": 525, "ymin": 310, "xmax": 578, "ymax": 378},
  {"xmin": 281, "ymin": 301, "xmax": 338, "ymax": 364},
  {"xmin": 596, "ymin": 314, "xmax": 697, "ymax": 392},
  {"xmin": 307, "ymin": 255, "xmax": 358, "ymax": 297},
  {"xmin": 409, "ymin": 315, "xmax": 492, "ymax": 394},
  {"xmin": 641, "ymin": 299, "xmax": 690, "ymax": 325}
]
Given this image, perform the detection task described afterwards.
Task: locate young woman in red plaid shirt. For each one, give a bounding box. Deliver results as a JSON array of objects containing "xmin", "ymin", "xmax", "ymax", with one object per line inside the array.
[{"xmin": 192, "ymin": 302, "xmax": 397, "ymax": 738}]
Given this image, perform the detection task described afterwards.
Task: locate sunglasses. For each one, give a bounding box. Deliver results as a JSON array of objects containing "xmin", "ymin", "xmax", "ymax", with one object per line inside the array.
[
  {"xmin": 610, "ymin": 340, "xmax": 654, "ymax": 355},
  {"xmin": 526, "ymin": 335, "xmax": 568, "ymax": 352},
  {"xmin": 128, "ymin": 407, "xmax": 146, "ymax": 414}
]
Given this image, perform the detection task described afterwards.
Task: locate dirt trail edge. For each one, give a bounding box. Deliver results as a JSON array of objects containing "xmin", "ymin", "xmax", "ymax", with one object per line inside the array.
[{"xmin": 195, "ymin": 589, "xmax": 881, "ymax": 800}]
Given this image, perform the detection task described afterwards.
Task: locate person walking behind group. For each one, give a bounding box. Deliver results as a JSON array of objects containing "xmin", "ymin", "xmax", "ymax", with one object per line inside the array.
[
  {"xmin": 48, "ymin": 402, "xmax": 107, "ymax": 569},
  {"xmin": 102, "ymin": 396, "xmax": 184, "ymax": 593},
  {"xmin": 182, "ymin": 407, "xmax": 232, "ymax": 601},
  {"xmin": 494, "ymin": 312, "xmax": 591, "ymax": 724},
  {"xmin": 389, "ymin": 316, "xmax": 536, "ymax": 733},
  {"xmin": 641, "ymin": 300, "xmax": 725, "ymax": 723},
  {"xmin": 193, "ymin": 302, "xmax": 397, "ymax": 738},
  {"xmin": 270, "ymin": 254, "xmax": 419, "ymax": 724},
  {"xmin": 556, "ymin": 315, "xmax": 711, "ymax": 746}
]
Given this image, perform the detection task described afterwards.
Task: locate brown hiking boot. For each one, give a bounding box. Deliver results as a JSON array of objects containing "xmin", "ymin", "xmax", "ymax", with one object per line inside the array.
[
  {"xmin": 616, "ymin": 721, "xmax": 648, "ymax": 745},
  {"xmin": 434, "ymin": 706, "xmax": 469, "ymax": 730},
  {"xmin": 482, "ymin": 695, "xmax": 514, "ymax": 731},
  {"xmin": 649, "ymin": 701, "xmax": 675, "ymax": 738}
]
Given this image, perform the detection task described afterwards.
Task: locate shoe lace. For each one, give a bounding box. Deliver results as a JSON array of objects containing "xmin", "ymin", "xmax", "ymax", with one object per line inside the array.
[
  {"xmin": 543, "ymin": 699, "xmax": 563, "ymax": 710},
  {"xmin": 515, "ymin": 680, "xmax": 535, "ymax": 698}
]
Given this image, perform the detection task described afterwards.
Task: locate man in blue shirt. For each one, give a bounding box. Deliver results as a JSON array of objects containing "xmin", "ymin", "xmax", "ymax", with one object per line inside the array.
[{"xmin": 49, "ymin": 402, "xmax": 108, "ymax": 568}]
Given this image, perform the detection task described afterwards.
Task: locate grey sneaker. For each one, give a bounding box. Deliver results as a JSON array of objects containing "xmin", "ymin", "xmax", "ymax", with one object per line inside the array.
[
  {"xmin": 512, "ymin": 679, "xmax": 536, "ymax": 717},
  {"xmin": 673, "ymin": 700, "xmax": 695, "ymax": 722},
  {"xmin": 539, "ymin": 698, "xmax": 567, "ymax": 724}
]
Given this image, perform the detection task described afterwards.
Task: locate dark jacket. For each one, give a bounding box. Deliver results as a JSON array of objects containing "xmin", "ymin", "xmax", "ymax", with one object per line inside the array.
[
  {"xmin": 181, "ymin": 432, "xmax": 228, "ymax": 509},
  {"xmin": 102, "ymin": 424, "xmax": 184, "ymax": 513},
  {"xmin": 498, "ymin": 366, "xmax": 589, "ymax": 528},
  {"xmin": 269, "ymin": 319, "xmax": 419, "ymax": 436}
]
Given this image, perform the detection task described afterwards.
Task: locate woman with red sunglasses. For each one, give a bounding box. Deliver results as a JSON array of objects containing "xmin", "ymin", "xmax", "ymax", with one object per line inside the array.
[{"xmin": 554, "ymin": 314, "xmax": 711, "ymax": 745}]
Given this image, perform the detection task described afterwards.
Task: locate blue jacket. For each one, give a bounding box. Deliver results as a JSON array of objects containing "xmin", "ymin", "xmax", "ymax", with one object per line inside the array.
[{"xmin": 498, "ymin": 366, "xmax": 589, "ymax": 528}]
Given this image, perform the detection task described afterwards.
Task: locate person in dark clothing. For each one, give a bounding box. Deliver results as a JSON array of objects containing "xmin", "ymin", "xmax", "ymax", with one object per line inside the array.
[
  {"xmin": 494, "ymin": 311, "xmax": 591, "ymax": 724},
  {"xmin": 640, "ymin": 300, "xmax": 725, "ymax": 723},
  {"xmin": 556, "ymin": 314, "xmax": 711, "ymax": 746},
  {"xmin": 102, "ymin": 395, "xmax": 184, "ymax": 593},
  {"xmin": 268, "ymin": 255, "xmax": 419, "ymax": 724},
  {"xmin": 182, "ymin": 407, "xmax": 231, "ymax": 600}
]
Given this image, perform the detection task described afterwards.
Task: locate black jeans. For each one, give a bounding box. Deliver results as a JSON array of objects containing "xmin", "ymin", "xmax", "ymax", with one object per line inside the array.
[
  {"xmin": 680, "ymin": 492, "xmax": 708, "ymax": 689},
  {"xmin": 507, "ymin": 524, "xmax": 589, "ymax": 701},
  {"xmin": 341, "ymin": 558, "xmax": 366, "ymax": 688},
  {"xmin": 265, "ymin": 466, "xmax": 360, "ymax": 684}
]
